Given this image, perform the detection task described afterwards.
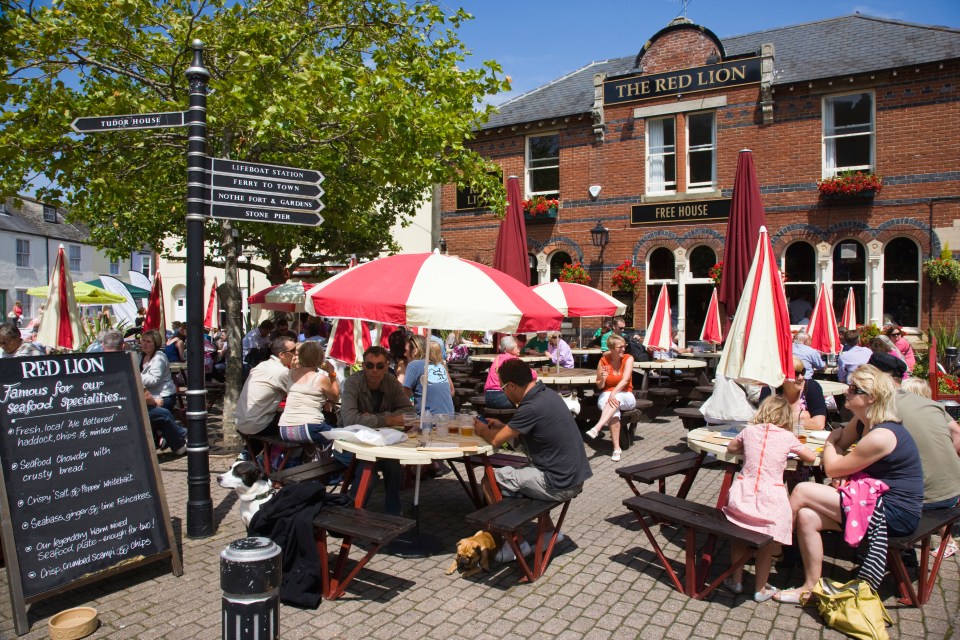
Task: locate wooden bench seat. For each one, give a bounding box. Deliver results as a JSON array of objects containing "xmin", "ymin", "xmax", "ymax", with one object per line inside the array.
[
  {"xmin": 484, "ymin": 407, "xmax": 516, "ymax": 423},
  {"xmin": 643, "ymin": 387, "xmax": 679, "ymax": 420},
  {"xmin": 466, "ymin": 497, "xmax": 570, "ymax": 583},
  {"xmin": 886, "ymin": 505, "xmax": 960, "ymax": 607},
  {"xmin": 616, "ymin": 451, "xmax": 703, "ymax": 498},
  {"xmin": 446, "ymin": 452, "xmax": 529, "ymax": 507},
  {"xmin": 623, "ymin": 492, "xmax": 774, "ymax": 599},
  {"xmin": 674, "ymin": 407, "xmax": 707, "ymax": 431},
  {"xmin": 313, "ymin": 506, "xmax": 416, "ymax": 600},
  {"xmin": 621, "ymin": 400, "xmax": 653, "ymax": 450},
  {"xmin": 243, "ymin": 434, "xmax": 302, "ymax": 475},
  {"xmin": 269, "ymin": 460, "xmax": 344, "ymax": 488}
]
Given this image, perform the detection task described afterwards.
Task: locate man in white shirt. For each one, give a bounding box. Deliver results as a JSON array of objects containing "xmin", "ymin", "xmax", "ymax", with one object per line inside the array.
[{"xmin": 236, "ymin": 337, "xmax": 296, "ymax": 436}]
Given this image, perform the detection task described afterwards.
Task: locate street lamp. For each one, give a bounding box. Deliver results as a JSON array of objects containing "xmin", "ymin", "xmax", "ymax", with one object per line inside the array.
[{"xmin": 590, "ymin": 219, "xmax": 609, "ymax": 251}]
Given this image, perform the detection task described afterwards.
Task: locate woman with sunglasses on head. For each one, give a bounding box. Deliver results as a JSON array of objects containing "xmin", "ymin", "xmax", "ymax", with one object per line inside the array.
[
  {"xmin": 883, "ymin": 325, "xmax": 915, "ymax": 374},
  {"xmin": 775, "ymin": 364, "xmax": 923, "ymax": 604},
  {"xmin": 758, "ymin": 356, "xmax": 828, "ymax": 432}
]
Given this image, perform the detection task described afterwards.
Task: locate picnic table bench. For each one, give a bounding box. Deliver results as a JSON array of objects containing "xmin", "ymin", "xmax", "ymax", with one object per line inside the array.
[
  {"xmin": 616, "ymin": 451, "xmax": 704, "ymax": 497},
  {"xmin": 623, "ymin": 491, "xmax": 774, "ymax": 599},
  {"xmin": 887, "ymin": 505, "xmax": 960, "ymax": 607},
  {"xmin": 243, "ymin": 433, "xmax": 303, "ymax": 475},
  {"xmin": 269, "ymin": 459, "xmax": 343, "ymax": 488}
]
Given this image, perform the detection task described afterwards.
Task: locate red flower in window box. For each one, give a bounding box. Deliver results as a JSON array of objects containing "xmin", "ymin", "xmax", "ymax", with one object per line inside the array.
[
  {"xmin": 558, "ymin": 262, "xmax": 590, "ymax": 285},
  {"xmin": 817, "ymin": 171, "xmax": 883, "ymax": 197},
  {"xmin": 521, "ymin": 195, "xmax": 560, "ymax": 216},
  {"xmin": 611, "ymin": 260, "xmax": 642, "ymax": 292}
]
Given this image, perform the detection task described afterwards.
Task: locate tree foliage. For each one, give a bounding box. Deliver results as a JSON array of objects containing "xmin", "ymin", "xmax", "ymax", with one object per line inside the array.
[{"xmin": 0, "ymin": 0, "xmax": 509, "ymax": 278}]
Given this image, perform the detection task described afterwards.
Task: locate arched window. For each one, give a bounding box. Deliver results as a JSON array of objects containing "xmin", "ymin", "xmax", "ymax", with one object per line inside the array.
[
  {"xmin": 783, "ymin": 242, "xmax": 817, "ymax": 324},
  {"xmin": 832, "ymin": 240, "xmax": 866, "ymax": 325},
  {"xmin": 883, "ymin": 238, "xmax": 920, "ymax": 327},
  {"xmin": 549, "ymin": 251, "xmax": 572, "ymax": 283},
  {"xmin": 646, "ymin": 247, "xmax": 677, "ymax": 328},
  {"xmin": 687, "ymin": 246, "xmax": 717, "ymax": 340}
]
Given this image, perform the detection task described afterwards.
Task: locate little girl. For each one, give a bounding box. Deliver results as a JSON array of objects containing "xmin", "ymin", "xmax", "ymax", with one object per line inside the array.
[{"xmin": 722, "ymin": 395, "xmax": 816, "ymax": 601}]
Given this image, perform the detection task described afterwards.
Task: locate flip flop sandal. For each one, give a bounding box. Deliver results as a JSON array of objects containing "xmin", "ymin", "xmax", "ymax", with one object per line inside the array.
[
  {"xmin": 933, "ymin": 542, "xmax": 958, "ymax": 559},
  {"xmin": 754, "ymin": 585, "xmax": 779, "ymax": 602},
  {"xmin": 774, "ymin": 589, "xmax": 811, "ymax": 605}
]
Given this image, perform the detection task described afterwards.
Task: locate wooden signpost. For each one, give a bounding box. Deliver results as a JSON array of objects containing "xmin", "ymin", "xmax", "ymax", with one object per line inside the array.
[{"xmin": 0, "ymin": 352, "xmax": 182, "ymax": 635}]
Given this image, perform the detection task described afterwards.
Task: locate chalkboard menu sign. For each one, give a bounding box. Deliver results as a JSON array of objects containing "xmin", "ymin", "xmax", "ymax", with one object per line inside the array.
[{"xmin": 0, "ymin": 352, "xmax": 181, "ymax": 635}]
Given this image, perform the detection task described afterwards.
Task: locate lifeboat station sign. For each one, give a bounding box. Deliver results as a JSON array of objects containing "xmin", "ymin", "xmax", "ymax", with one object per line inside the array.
[
  {"xmin": 604, "ymin": 57, "xmax": 761, "ymax": 106},
  {"xmin": 631, "ymin": 198, "xmax": 730, "ymax": 226}
]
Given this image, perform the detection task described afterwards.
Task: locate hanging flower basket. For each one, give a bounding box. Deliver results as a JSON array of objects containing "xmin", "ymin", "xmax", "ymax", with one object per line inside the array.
[
  {"xmin": 708, "ymin": 261, "xmax": 723, "ymax": 286},
  {"xmin": 611, "ymin": 260, "xmax": 642, "ymax": 292},
  {"xmin": 522, "ymin": 196, "xmax": 560, "ymax": 222},
  {"xmin": 817, "ymin": 171, "xmax": 883, "ymax": 199},
  {"xmin": 922, "ymin": 245, "xmax": 960, "ymax": 287},
  {"xmin": 558, "ymin": 262, "xmax": 590, "ymax": 285}
]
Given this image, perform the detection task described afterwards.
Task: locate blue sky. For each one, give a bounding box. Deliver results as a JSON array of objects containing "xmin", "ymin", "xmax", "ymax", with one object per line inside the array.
[{"xmin": 449, "ymin": 0, "xmax": 960, "ymax": 105}]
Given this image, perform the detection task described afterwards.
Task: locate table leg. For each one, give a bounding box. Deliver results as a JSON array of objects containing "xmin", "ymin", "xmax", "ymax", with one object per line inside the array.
[
  {"xmin": 714, "ymin": 462, "xmax": 737, "ymax": 511},
  {"xmin": 351, "ymin": 461, "xmax": 376, "ymax": 509},
  {"xmin": 482, "ymin": 456, "xmax": 503, "ymax": 503}
]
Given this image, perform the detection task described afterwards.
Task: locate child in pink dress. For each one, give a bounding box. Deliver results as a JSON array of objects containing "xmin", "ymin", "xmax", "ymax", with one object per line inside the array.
[{"xmin": 722, "ymin": 395, "xmax": 817, "ymax": 601}]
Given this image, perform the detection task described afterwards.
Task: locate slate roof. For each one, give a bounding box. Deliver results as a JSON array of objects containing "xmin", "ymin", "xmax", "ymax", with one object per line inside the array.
[
  {"xmin": 483, "ymin": 14, "xmax": 960, "ymax": 130},
  {"xmin": 0, "ymin": 195, "xmax": 92, "ymax": 244}
]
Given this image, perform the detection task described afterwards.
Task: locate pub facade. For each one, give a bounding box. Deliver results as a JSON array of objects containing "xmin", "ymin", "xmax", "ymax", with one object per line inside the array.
[{"xmin": 440, "ymin": 14, "xmax": 960, "ymax": 340}]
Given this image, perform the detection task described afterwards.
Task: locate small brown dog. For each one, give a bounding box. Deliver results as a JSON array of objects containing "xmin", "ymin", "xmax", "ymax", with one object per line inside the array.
[{"xmin": 445, "ymin": 530, "xmax": 497, "ymax": 578}]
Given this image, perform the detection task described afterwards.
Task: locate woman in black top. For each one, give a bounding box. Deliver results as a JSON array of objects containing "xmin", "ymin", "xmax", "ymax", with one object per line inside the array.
[{"xmin": 758, "ymin": 356, "xmax": 827, "ymax": 431}]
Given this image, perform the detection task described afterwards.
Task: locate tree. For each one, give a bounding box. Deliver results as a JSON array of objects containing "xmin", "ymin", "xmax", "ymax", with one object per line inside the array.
[{"xmin": 0, "ymin": 0, "xmax": 509, "ymax": 443}]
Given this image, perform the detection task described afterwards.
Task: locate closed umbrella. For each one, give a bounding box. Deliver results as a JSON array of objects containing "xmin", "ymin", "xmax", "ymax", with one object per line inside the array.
[
  {"xmin": 92, "ymin": 275, "xmax": 140, "ymax": 325},
  {"xmin": 531, "ymin": 281, "xmax": 626, "ymax": 317},
  {"xmin": 248, "ymin": 281, "xmax": 314, "ymax": 313},
  {"xmin": 142, "ymin": 272, "xmax": 166, "ymax": 334},
  {"xmin": 34, "ymin": 244, "xmax": 83, "ymax": 350},
  {"xmin": 840, "ymin": 287, "xmax": 857, "ymax": 329},
  {"xmin": 204, "ymin": 277, "xmax": 219, "ymax": 328},
  {"xmin": 717, "ymin": 226, "xmax": 793, "ymax": 387},
  {"xmin": 807, "ymin": 283, "xmax": 841, "ymax": 354},
  {"xmin": 700, "ymin": 288, "xmax": 723, "ymax": 346},
  {"xmin": 26, "ymin": 282, "xmax": 127, "ymax": 305},
  {"xmin": 643, "ymin": 283, "xmax": 672, "ymax": 351},
  {"xmin": 492, "ymin": 176, "xmax": 530, "ymax": 285},
  {"xmin": 85, "ymin": 278, "xmax": 150, "ymax": 300},
  {"xmin": 718, "ymin": 150, "xmax": 767, "ymax": 324},
  {"xmin": 326, "ymin": 318, "xmax": 373, "ymax": 367}
]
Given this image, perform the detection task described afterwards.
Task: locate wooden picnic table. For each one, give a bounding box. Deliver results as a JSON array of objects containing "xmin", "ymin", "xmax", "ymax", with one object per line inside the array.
[
  {"xmin": 469, "ymin": 353, "xmax": 551, "ymax": 365},
  {"xmin": 633, "ymin": 358, "xmax": 709, "ymax": 392},
  {"xmin": 535, "ymin": 367, "xmax": 596, "ymax": 385}
]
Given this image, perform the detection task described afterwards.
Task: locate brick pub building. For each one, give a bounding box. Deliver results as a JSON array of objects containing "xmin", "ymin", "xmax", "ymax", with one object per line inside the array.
[{"xmin": 440, "ymin": 14, "xmax": 960, "ymax": 341}]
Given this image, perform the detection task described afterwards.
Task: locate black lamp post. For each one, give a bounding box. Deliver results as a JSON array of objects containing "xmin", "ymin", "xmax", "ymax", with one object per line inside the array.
[
  {"xmin": 590, "ymin": 219, "xmax": 609, "ymax": 251},
  {"xmin": 438, "ymin": 237, "xmax": 447, "ymax": 254}
]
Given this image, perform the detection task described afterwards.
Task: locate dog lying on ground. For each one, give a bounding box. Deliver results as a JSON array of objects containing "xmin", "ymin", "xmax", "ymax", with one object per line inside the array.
[
  {"xmin": 445, "ymin": 530, "xmax": 497, "ymax": 578},
  {"xmin": 216, "ymin": 460, "xmax": 275, "ymax": 527}
]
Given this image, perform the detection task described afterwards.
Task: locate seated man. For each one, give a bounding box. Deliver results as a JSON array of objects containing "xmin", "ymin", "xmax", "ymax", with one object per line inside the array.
[
  {"xmin": 269, "ymin": 318, "xmax": 298, "ymax": 341},
  {"xmin": 242, "ymin": 319, "xmax": 275, "ymax": 363},
  {"xmin": 525, "ymin": 332, "xmax": 550, "ymax": 355},
  {"xmin": 474, "ymin": 359, "xmax": 592, "ymax": 558},
  {"xmin": 792, "ymin": 331, "xmax": 824, "ymax": 379},
  {"xmin": 0, "ymin": 322, "xmax": 43, "ymax": 358},
  {"xmin": 338, "ymin": 345, "xmax": 413, "ymax": 516},
  {"xmin": 836, "ymin": 329, "xmax": 872, "ymax": 382},
  {"xmin": 236, "ymin": 337, "xmax": 296, "ymax": 438}
]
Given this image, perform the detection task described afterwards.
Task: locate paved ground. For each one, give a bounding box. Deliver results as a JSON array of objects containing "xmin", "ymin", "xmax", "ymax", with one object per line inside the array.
[{"xmin": 1, "ymin": 408, "xmax": 958, "ymax": 639}]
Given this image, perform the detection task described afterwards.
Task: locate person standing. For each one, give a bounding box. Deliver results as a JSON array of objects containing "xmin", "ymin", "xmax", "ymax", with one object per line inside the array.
[{"xmin": 10, "ymin": 300, "xmax": 23, "ymax": 328}]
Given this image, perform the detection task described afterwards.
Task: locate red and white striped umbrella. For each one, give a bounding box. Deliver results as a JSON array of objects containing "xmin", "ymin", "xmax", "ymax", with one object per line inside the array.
[
  {"xmin": 142, "ymin": 271, "xmax": 165, "ymax": 334},
  {"xmin": 35, "ymin": 244, "xmax": 83, "ymax": 350},
  {"xmin": 327, "ymin": 318, "xmax": 373, "ymax": 366},
  {"xmin": 248, "ymin": 281, "xmax": 314, "ymax": 313},
  {"xmin": 204, "ymin": 277, "xmax": 219, "ymax": 328},
  {"xmin": 700, "ymin": 288, "xmax": 723, "ymax": 345},
  {"xmin": 304, "ymin": 253, "xmax": 562, "ymax": 333},
  {"xmin": 531, "ymin": 281, "xmax": 626, "ymax": 318},
  {"xmin": 840, "ymin": 287, "xmax": 857, "ymax": 329},
  {"xmin": 717, "ymin": 226, "xmax": 794, "ymax": 387},
  {"xmin": 643, "ymin": 283, "xmax": 672, "ymax": 351},
  {"xmin": 807, "ymin": 283, "xmax": 841, "ymax": 354}
]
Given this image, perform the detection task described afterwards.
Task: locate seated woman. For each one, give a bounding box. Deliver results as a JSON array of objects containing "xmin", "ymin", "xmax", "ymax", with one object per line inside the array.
[
  {"xmin": 484, "ymin": 336, "xmax": 535, "ymax": 409},
  {"xmin": 403, "ymin": 335, "xmax": 455, "ymax": 416},
  {"xmin": 278, "ymin": 341, "xmax": 340, "ymax": 443},
  {"xmin": 140, "ymin": 329, "xmax": 178, "ymax": 412},
  {"xmin": 758, "ymin": 356, "xmax": 827, "ymax": 431},
  {"xmin": 585, "ymin": 334, "xmax": 636, "ymax": 462},
  {"xmin": 883, "ymin": 325, "xmax": 916, "ymax": 373},
  {"xmin": 775, "ymin": 364, "xmax": 923, "ymax": 604}
]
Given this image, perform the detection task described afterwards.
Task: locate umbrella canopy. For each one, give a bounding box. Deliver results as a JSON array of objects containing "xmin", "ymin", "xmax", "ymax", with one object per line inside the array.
[
  {"xmin": 304, "ymin": 252, "xmax": 562, "ymax": 333},
  {"xmin": 91, "ymin": 275, "xmax": 139, "ymax": 324},
  {"xmin": 492, "ymin": 176, "xmax": 530, "ymax": 285},
  {"xmin": 85, "ymin": 278, "xmax": 150, "ymax": 300},
  {"xmin": 807, "ymin": 283, "xmax": 841, "ymax": 354},
  {"xmin": 27, "ymin": 282, "xmax": 127, "ymax": 305},
  {"xmin": 840, "ymin": 287, "xmax": 857, "ymax": 329},
  {"xmin": 327, "ymin": 318, "xmax": 373, "ymax": 366},
  {"xmin": 643, "ymin": 283, "xmax": 673, "ymax": 351},
  {"xmin": 717, "ymin": 226, "xmax": 794, "ymax": 387},
  {"xmin": 248, "ymin": 281, "xmax": 314, "ymax": 312},
  {"xmin": 718, "ymin": 150, "xmax": 767, "ymax": 318},
  {"xmin": 531, "ymin": 281, "xmax": 626, "ymax": 318},
  {"xmin": 34, "ymin": 245, "xmax": 83, "ymax": 350},
  {"xmin": 204, "ymin": 277, "xmax": 219, "ymax": 328},
  {"xmin": 142, "ymin": 272, "xmax": 165, "ymax": 333},
  {"xmin": 699, "ymin": 288, "xmax": 723, "ymax": 344}
]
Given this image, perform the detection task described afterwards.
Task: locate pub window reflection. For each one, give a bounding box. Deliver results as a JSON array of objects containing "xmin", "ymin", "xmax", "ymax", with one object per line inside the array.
[
  {"xmin": 549, "ymin": 251, "xmax": 573, "ymax": 283},
  {"xmin": 783, "ymin": 242, "xmax": 817, "ymax": 324},
  {"xmin": 687, "ymin": 246, "xmax": 717, "ymax": 341},
  {"xmin": 832, "ymin": 240, "xmax": 866, "ymax": 326},
  {"xmin": 647, "ymin": 247, "xmax": 675, "ymax": 280},
  {"xmin": 883, "ymin": 237, "xmax": 920, "ymax": 327}
]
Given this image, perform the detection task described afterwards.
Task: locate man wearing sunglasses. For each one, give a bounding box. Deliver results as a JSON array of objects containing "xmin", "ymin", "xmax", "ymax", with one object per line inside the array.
[
  {"xmin": 236, "ymin": 337, "xmax": 296, "ymax": 438},
  {"xmin": 339, "ymin": 346, "xmax": 413, "ymax": 515}
]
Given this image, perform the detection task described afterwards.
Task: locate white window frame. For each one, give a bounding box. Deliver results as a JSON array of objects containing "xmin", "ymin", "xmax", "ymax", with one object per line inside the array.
[
  {"xmin": 822, "ymin": 91, "xmax": 875, "ymax": 178},
  {"xmin": 15, "ymin": 239, "xmax": 30, "ymax": 268},
  {"xmin": 524, "ymin": 132, "xmax": 560, "ymax": 198},
  {"xmin": 686, "ymin": 111, "xmax": 716, "ymax": 191},
  {"xmin": 68, "ymin": 244, "xmax": 81, "ymax": 272},
  {"xmin": 140, "ymin": 253, "xmax": 153, "ymax": 278},
  {"xmin": 832, "ymin": 239, "xmax": 869, "ymax": 325},
  {"xmin": 109, "ymin": 257, "xmax": 120, "ymax": 275},
  {"xmin": 646, "ymin": 117, "xmax": 676, "ymax": 195}
]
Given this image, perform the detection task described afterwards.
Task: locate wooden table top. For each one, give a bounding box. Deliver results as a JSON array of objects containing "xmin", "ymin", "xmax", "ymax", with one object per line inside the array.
[
  {"xmin": 333, "ymin": 431, "xmax": 493, "ymax": 463},
  {"xmin": 469, "ymin": 353, "xmax": 550, "ymax": 364},
  {"xmin": 687, "ymin": 426, "xmax": 826, "ymax": 466},
  {"xmin": 817, "ymin": 379, "xmax": 847, "ymax": 397},
  {"xmin": 680, "ymin": 351, "xmax": 722, "ymax": 360},
  {"xmin": 633, "ymin": 358, "xmax": 707, "ymax": 370},
  {"xmin": 570, "ymin": 348, "xmax": 603, "ymax": 356},
  {"xmin": 536, "ymin": 367, "xmax": 597, "ymax": 385},
  {"xmin": 461, "ymin": 342, "xmax": 494, "ymax": 350}
]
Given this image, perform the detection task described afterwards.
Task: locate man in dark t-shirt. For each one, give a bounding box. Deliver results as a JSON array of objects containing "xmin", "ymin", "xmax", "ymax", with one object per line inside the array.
[{"xmin": 474, "ymin": 358, "xmax": 592, "ymax": 502}]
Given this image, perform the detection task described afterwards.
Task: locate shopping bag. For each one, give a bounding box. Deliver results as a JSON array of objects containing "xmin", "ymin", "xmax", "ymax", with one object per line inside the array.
[{"xmin": 807, "ymin": 578, "xmax": 892, "ymax": 640}]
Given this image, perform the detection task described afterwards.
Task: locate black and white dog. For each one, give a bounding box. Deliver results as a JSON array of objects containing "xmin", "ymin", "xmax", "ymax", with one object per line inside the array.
[{"xmin": 216, "ymin": 461, "xmax": 275, "ymax": 527}]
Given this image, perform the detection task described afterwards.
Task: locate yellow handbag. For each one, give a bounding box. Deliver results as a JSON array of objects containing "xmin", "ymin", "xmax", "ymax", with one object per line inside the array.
[{"xmin": 806, "ymin": 579, "xmax": 892, "ymax": 640}]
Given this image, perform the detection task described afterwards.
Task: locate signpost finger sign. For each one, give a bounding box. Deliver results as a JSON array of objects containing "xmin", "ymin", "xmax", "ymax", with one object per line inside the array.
[{"xmin": 208, "ymin": 158, "xmax": 325, "ymax": 226}]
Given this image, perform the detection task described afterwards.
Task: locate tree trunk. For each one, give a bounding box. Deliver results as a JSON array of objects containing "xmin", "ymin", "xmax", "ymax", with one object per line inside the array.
[{"xmin": 218, "ymin": 224, "xmax": 244, "ymax": 451}]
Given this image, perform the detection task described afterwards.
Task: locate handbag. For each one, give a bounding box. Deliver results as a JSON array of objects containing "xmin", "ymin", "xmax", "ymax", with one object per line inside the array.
[{"xmin": 806, "ymin": 578, "xmax": 892, "ymax": 640}]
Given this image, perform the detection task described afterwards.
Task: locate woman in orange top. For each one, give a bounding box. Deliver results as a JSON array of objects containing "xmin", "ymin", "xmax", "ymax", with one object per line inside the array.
[{"xmin": 585, "ymin": 334, "xmax": 636, "ymax": 461}]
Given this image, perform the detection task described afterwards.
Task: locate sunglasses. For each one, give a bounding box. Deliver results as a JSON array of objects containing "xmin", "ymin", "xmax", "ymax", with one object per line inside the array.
[
  {"xmin": 364, "ymin": 361, "xmax": 386, "ymax": 370},
  {"xmin": 500, "ymin": 382, "xmax": 512, "ymax": 392},
  {"xmin": 890, "ymin": 332, "xmax": 901, "ymax": 337},
  {"xmin": 283, "ymin": 347, "xmax": 297, "ymax": 354},
  {"xmin": 847, "ymin": 384, "xmax": 869, "ymax": 395}
]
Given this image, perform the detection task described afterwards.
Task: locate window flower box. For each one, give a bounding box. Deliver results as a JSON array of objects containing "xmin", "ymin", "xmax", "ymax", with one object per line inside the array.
[
  {"xmin": 522, "ymin": 196, "xmax": 560, "ymax": 223},
  {"xmin": 817, "ymin": 171, "xmax": 883, "ymax": 199}
]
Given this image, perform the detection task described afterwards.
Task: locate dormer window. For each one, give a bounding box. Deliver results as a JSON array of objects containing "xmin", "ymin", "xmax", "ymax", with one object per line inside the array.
[{"xmin": 43, "ymin": 205, "xmax": 57, "ymax": 223}]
